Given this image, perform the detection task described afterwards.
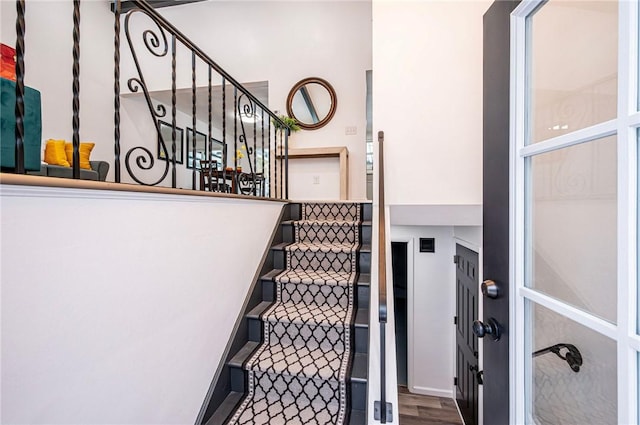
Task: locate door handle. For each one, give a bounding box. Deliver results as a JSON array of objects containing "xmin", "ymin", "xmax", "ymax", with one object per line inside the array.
[
  {"xmin": 481, "ymin": 279, "xmax": 499, "ymax": 299},
  {"xmin": 473, "ymin": 317, "xmax": 502, "ymax": 341}
]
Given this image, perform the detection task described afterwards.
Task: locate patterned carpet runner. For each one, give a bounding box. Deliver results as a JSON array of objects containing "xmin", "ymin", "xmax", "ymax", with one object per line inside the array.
[{"xmin": 228, "ymin": 203, "xmax": 361, "ymax": 425}]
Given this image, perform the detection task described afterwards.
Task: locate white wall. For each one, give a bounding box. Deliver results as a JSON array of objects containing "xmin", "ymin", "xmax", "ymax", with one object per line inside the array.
[
  {"xmin": 373, "ymin": 0, "xmax": 490, "ymax": 206},
  {"xmin": 121, "ymin": 1, "xmax": 372, "ymax": 199},
  {"xmin": 373, "ymin": 2, "xmax": 490, "ymax": 405},
  {"xmin": 390, "ymin": 225, "xmax": 455, "ymax": 397},
  {"xmin": 0, "ymin": 184, "xmax": 284, "ymax": 424},
  {"xmin": 1, "ymin": 0, "xmax": 114, "ymax": 178},
  {"xmin": 288, "ymin": 157, "xmax": 341, "ymax": 201}
]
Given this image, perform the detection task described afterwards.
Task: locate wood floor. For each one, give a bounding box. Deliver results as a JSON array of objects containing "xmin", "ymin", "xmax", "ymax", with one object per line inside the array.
[{"xmin": 398, "ymin": 386, "xmax": 463, "ymax": 425}]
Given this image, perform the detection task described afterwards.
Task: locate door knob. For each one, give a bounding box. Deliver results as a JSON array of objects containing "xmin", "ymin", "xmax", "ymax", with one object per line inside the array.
[
  {"xmin": 481, "ymin": 279, "xmax": 499, "ymax": 299},
  {"xmin": 473, "ymin": 317, "xmax": 502, "ymax": 341}
]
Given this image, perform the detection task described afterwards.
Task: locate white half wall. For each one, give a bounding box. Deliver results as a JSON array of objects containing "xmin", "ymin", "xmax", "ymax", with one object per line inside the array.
[
  {"xmin": 0, "ymin": 185, "xmax": 284, "ymax": 424},
  {"xmin": 373, "ymin": 0, "xmax": 491, "ymax": 206}
]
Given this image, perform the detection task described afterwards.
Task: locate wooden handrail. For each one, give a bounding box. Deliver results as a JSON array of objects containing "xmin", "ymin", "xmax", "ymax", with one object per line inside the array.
[
  {"xmin": 378, "ymin": 131, "xmax": 387, "ymax": 323},
  {"xmin": 376, "ymin": 130, "xmax": 391, "ymax": 423}
]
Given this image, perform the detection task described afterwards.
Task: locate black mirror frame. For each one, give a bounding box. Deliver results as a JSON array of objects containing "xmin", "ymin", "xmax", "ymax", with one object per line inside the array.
[{"xmin": 286, "ymin": 77, "xmax": 337, "ymax": 130}]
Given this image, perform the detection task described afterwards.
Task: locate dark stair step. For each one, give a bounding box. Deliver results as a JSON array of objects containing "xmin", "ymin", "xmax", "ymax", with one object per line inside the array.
[
  {"xmin": 349, "ymin": 408, "xmax": 366, "ymax": 425},
  {"xmin": 354, "ymin": 307, "xmax": 369, "ymax": 354},
  {"xmin": 246, "ymin": 301, "xmax": 273, "ymax": 342},
  {"xmin": 350, "ymin": 352, "xmax": 368, "ymax": 411},
  {"xmin": 203, "ymin": 391, "xmax": 243, "ymax": 425},
  {"xmin": 261, "ymin": 270, "xmax": 369, "ymax": 307},
  {"xmin": 270, "ymin": 243, "xmax": 371, "ymax": 273}
]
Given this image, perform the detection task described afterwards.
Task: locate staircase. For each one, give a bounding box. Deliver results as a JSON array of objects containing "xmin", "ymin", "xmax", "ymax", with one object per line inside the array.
[{"xmin": 207, "ymin": 202, "xmax": 370, "ymax": 425}]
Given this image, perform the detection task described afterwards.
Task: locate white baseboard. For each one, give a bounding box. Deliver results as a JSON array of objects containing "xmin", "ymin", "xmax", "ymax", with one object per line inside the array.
[{"xmin": 409, "ymin": 385, "xmax": 453, "ymax": 398}]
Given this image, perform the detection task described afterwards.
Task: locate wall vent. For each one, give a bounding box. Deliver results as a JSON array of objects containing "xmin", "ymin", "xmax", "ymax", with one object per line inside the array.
[{"xmin": 419, "ymin": 238, "xmax": 435, "ymax": 253}]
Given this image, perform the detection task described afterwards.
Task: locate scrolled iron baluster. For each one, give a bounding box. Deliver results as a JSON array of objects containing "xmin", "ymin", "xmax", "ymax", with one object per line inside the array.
[
  {"xmin": 124, "ymin": 145, "xmax": 169, "ymax": 185},
  {"xmin": 142, "ymin": 29, "xmax": 168, "ymax": 57},
  {"xmin": 237, "ymin": 93, "xmax": 256, "ymax": 177},
  {"xmin": 123, "ymin": 8, "xmax": 171, "ymax": 185}
]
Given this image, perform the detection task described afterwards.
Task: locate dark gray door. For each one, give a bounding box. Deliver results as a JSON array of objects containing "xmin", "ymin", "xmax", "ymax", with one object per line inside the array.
[
  {"xmin": 455, "ymin": 244, "xmax": 479, "ymax": 425},
  {"xmin": 482, "ymin": 1, "xmax": 520, "ymax": 424}
]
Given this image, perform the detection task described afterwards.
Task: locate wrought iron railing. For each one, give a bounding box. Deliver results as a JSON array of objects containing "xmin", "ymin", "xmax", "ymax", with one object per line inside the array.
[
  {"xmin": 8, "ymin": 0, "xmax": 289, "ymax": 199},
  {"xmin": 374, "ymin": 130, "xmax": 393, "ymax": 423},
  {"xmin": 533, "ymin": 343, "xmax": 583, "ymax": 373}
]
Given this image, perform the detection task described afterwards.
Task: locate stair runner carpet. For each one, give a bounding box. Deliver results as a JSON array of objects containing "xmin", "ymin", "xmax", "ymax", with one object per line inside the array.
[{"xmin": 227, "ymin": 202, "xmax": 361, "ymax": 425}]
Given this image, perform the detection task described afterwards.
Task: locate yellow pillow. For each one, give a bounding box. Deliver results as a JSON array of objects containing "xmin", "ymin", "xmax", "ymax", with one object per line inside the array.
[
  {"xmin": 43, "ymin": 139, "xmax": 70, "ymax": 167},
  {"xmin": 65, "ymin": 142, "xmax": 95, "ymax": 170}
]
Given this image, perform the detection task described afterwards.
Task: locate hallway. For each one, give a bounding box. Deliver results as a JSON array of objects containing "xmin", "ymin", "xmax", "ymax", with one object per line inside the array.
[{"xmin": 398, "ymin": 386, "xmax": 463, "ymax": 425}]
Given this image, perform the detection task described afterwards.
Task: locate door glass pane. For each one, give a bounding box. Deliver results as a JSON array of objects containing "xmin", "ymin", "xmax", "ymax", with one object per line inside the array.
[
  {"xmin": 528, "ymin": 0, "xmax": 618, "ymax": 144},
  {"xmin": 526, "ymin": 136, "xmax": 617, "ymax": 323},
  {"xmin": 527, "ymin": 301, "xmax": 617, "ymax": 424}
]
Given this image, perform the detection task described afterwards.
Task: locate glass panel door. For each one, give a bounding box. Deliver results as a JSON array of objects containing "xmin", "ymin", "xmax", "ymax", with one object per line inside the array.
[{"xmin": 511, "ymin": 0, "xmax": 639, "ymax": 423}]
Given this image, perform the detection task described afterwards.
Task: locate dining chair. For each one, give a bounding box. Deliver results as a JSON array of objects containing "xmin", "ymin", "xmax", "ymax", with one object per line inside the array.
[
  {"xmin": 237, "ymin": 172, "xmax": 265, "ymax": 197},
  {"xmin": 199, "ymin": 160, "xmax": 226, "ymax": 192}
]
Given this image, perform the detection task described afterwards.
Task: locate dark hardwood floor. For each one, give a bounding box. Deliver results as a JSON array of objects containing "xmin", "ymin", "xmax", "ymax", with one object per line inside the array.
[{"xmin": 398, "ymin": 386, "xmax": 463, "ymax": 425}]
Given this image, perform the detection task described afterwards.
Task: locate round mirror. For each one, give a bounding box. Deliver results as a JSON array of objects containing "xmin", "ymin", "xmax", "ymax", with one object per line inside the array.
[{"xmin": 286, "ymin": 77, "xmax": 337, "ymax": 130}]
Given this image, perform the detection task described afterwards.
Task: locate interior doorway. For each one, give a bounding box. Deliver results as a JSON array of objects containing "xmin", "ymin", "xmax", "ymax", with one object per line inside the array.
[{"xmin": 392, "ymin": 241, "xmax": 408, "ymax": 386}]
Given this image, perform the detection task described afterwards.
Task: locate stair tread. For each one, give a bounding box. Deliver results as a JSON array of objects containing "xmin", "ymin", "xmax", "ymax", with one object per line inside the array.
[
  {"xmin": 358, "ymin": 273, "xmax": 371, "ymax": 285},
  {"xmin": 247, "ymin": 301, "xmax": 273, "ymax": 319},
  {"xmin": 354, "ymin": 307, "xmax": 369, "ymax": 328},
  {"xmin": 350, "ymin": 353, "xmax": 368, "ymax": 382},
  {"xmin": 229, "ymin": 341, "xmax": 260, "ymax": 368},
  {"xmin": 264, "ymin": 301, "xmax": 352, "ymax": 327},
  {"xmin": 261, "ymin": 269, "xmax": 283, "ymax": 281},
  {"xmin": 283, "ymin": 219, "xmax": 364, "ymax": 226},
  {"xmin": 204, "ymin": 391, "xmax": 243, "ymax": 425},
  {"xmin": 286, "ymin": 241, "xmax": 360, "ymax": 253},
  {"xmin": 274, "ymin": 268, "xmax": 357, "ymax": 286},
  {"xmin": 227, "ymin": 392, "xmax": 343, "ymax": 425},
  {"xmin": 246, "ymin": 342, "xmax": 348, "ymax": 381},
  {"xmin": 272, "ymin": 241, "xmax": 371, "ymax": 252}
]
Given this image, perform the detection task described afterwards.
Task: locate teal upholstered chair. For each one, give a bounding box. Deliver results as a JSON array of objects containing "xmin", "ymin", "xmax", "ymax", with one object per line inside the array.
[{"xmin": 1, "ymin": 77, "xmax": 42, "ymax": 171}]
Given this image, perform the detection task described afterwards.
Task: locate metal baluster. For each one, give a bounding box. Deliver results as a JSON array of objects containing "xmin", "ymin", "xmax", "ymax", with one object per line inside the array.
[
  {"xmin": 274, "ymin": 129, "xmax": 278, "ymax": 199},
  {"xmin": 14, "ymin": 0, "xmax": 25, "ymax": 174},
  {"xmin": 233, "ymin": 87, "xmax": 238, "ymax": 188},
  {"xmin": 207, "ymin": 65, "xmax": 212, "ymax": 191},
  {"xmin": 261, "ymin": 109, "xmax": 265, "ymax": 197},
  {"xmin": 222, "ymin": 76, "xmax": 226, "ymax": 189},
  {"xmin": 278, "ymin": 129, "xmax": 283, "ymax": 198},
  {"xmin": 267, "ymin": 117, "xmax": 272, "ymax": 198},
  {"xmin": 72, "ymin": 0, "xmax": 81, "ymax": 179},
  {"xmin": 253, "ymin": 105, "xmax": 257, "ymax": 195},
  {"xmin": 191, "ymin": 51, "xmax": 196, "ymax": 189},
  {"xmin": 284, "ymin": 129, "xmax": 289, "ymax": 199},
  {"xmin": 171, "ymin": 34, "xmax": 177, "ymax": 188},
  {"xmin": 113, "ymin": 0, "xmax": 121, "ymax": 182}
]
